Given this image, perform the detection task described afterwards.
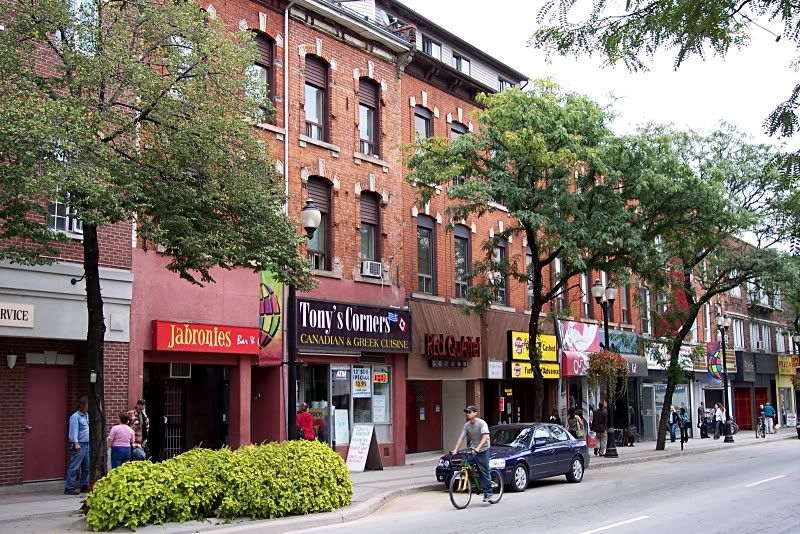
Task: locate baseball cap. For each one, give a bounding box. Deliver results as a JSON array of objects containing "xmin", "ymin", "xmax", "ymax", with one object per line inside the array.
[{"xmin": 464, "ymin": 405, "xmax": 479, "ymax": 413}]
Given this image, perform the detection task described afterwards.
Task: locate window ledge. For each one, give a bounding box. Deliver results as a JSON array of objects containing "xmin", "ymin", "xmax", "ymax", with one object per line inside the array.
[
  {"xmin": 411, "ymin": 292, "xmax": 446, "ymax": 303},
  {"xmin": 449, "ymin": 298, "xmax": 476, "ymax": 307},
  {"xmin": 311, "ymin": 269, "xmax": 342, "ymax": 279},
  {"xmin": 490, "ymin": 304, "xmax": 516, "ymax": 313},
  {"xmin": 54, "ymin": 230, "xmax": 84, "ymax": 241},
  {"xmin": 487, "ymin": 201, "xmax": 509, "ymax": 213},
  {"xmin": 353, "ymin": 152, "xmax": 390, "ymax": 171},
  {"xmin": 299, "ymin": 135, "xmax": 341, "ymax": 155},
  {"xmin": 256, "ymin": 123, "xmax": 286, "ymax": 138},
  {"xmin": 354, "ymin": 273, "xmax": 391, "ymax": 285}
]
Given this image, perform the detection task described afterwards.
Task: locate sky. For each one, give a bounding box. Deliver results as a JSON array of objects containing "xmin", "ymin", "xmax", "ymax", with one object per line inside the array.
[{"xmin": 400, "ymin": 0, "xmax": 798, "ymax": 148}]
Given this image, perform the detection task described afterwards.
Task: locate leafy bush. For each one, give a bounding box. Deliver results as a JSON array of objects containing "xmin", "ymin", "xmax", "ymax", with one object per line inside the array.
[{"xmin": 85, "ymin": 440, "xmax": 352, "ymax": 531}]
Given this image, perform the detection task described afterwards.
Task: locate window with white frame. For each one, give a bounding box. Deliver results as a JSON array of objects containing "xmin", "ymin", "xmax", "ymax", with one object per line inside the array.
[
  {"xmin": 47, "ymin": 194, "xmax": 83, "ymax": 235},
  {"xmin": 730, "ymin": 271, "xmax": 742, "ymax": 298},
  {"xmin": 776, "ymin": 327, "xmax": 787, "ymax": 353},
  {"xmin": 690, "ymin": 319, "xmax": 698, "ymax": 343},
  {"xmin": 731, "ymin": 318, "xmax": 745, "ymax": 349},
  {"xmin": 581, "ymin": 272, "xmax": 593, "ymax": 319},
  {"xmin": 750, "ymin": 321, "xmax": 772, "ymax": 352},
  {"xmin": 641, "ymin": 287, "xmax": 652, "ymax": 335},
  {"xmin": 553, "ymin": 257, "xmax": 566, "ymax": 312},
  {"xmin": 704, "ymin": 303, "xmax": 711, "ymax": 342}
]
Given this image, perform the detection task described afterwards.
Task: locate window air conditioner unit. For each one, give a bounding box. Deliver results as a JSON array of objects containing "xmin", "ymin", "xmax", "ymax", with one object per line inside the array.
[
  {"xmin": 361, "ymin": 260, "xmax": 383, "ymax": 278},
  {"xmin": 169, "ymin": 363, "xmax": 191, "ymax": 379},
  {"xmin": 756, "ymin": 341, "xmax": 765, "ymax": 352}
]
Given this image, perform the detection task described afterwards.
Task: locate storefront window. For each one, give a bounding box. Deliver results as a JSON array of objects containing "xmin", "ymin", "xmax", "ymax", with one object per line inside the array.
[
  {"xmin": 301, "ymin": 364, "xmax": 331, "ymax": 444},
  {"xmin": 373, "ymin": 365, "xmax": 392, "ymax": 442},
  {"xmin": 352, "ymin": 365, "xmax": 373, "ymax": 424},
  {"xmin": 331, "ymin": 365, "xmax": 351, "ymax": 444}
]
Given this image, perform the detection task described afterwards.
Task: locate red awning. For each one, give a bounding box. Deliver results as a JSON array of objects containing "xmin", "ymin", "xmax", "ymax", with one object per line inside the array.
[{"xmin": 561, "ymin": 351, "xmax": 589, "ymax": 377}]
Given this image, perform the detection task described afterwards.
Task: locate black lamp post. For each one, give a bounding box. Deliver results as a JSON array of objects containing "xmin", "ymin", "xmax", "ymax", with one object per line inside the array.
[
  {"xmin": 287, "ymin": 199, "xmax": 321, "ymax": 440},
  {"xmin": 715, "ymin": 311, "xmax": 734, "ymax": 443},
  {"xmin": 592, "ymin": 278, "xmax": 618, "ymax": 458}
]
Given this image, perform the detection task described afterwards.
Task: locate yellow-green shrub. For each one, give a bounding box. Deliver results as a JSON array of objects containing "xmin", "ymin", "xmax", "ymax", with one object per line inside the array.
[{"xmin": 85, "ymin": 441, "xmax": 352, "ymax": 531}]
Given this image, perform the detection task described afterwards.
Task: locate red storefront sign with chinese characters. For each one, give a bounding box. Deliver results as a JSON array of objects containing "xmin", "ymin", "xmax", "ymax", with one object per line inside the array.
[{"xmin": 152, "ymin": 320, "xmax": 260, "ymax": 354}]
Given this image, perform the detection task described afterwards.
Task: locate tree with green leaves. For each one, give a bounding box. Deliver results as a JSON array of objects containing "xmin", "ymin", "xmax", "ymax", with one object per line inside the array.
[
  {"xmin": 406, "ymin": 81, "xmax": 709, "ymax": 423},
  {"xmin": 532, "ymin": 1, "xmax": 800, "ymax": 184},
  {"xmin": 0, "ymin": 0, "xmax": 312, "ymax": 482},
  {"xmin": 633, "ymin": 124, "xmax": 793, "ymax": 450}
]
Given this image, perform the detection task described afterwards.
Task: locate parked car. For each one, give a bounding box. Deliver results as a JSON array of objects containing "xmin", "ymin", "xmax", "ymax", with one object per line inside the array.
[{"xmin": 435, "ymin": 423, "xmax": 590, "ymax": 492}]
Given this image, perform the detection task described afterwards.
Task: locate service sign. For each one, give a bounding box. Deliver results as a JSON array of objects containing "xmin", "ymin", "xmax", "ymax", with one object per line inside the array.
[
  {"xmin": 0, "ymin": 303, "xmax": 34, "ymax": 328},
  {"xmin": 152, "ymin": 321, "xmax": 259, "ymax": 354},
  {"xmin": 297, "ymin": 299, "xmax": 412, "ymax": 354}
]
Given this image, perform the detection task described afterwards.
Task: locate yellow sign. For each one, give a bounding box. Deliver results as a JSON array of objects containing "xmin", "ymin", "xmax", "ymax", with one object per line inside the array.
[
  {"xmin": 509, "ymin": 361, "xmax": 561, "ymax": 379},
  {"xmin": 509, "ymin": 331, "xmax": 557, "ymax": 362},
  {"xmin": 778, "ymin": 355, "xmax": 800, "ymax": 375}
]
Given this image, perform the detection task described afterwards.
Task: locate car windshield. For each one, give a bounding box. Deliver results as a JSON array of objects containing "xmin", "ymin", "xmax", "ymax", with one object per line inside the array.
[{"xmin": 490, "ymin": 427, "xmax": 532, "ymax": 448}]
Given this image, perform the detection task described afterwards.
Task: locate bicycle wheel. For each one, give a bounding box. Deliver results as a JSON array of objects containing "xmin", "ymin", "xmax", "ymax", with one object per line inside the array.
[
  {"xmin": 488, "ymin": 469, "xmax": 504, "ymax": 504},
  {"xmin": 449, "ymin": 470, "xmax": 472, "ymax": 510}
]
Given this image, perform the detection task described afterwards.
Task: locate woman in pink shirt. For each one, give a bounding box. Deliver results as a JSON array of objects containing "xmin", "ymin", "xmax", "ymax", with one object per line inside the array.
[{"xmin": 107, "ymin": 412, "xmax": 135, "ymax": 468}]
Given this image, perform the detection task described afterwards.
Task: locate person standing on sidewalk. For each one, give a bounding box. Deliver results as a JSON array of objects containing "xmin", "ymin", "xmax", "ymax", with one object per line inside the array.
[
  {"xmin": 714, "ymin": 403, "xmax": 725, "ymax": 439},
  {"xmin": 679, "ymin": 407, "xmax": 689, "ymax": 444},
  {"xmin": 697, "ymin": 402, "xmax": 708, "ymax": 438},
  {"xmin": 591, "ymin": 402, "xmax": 608, "ymax": 456},
  {"xmin": 127, "ymin": 399, "xmax": 149, "ymax": 461},
  {"xmin": 668, "ymin": 406, "xmax": 679, "ymax": 443},
  {"xmin": 763, "ymin": 402, "xmax": 776, "ymax": 434},
  {"xmin": 451, "ymin": 405, "xmax": 493, "ymax": 503},
  {"xmin": 65, "ymin": 397, "xmax": 89, "ymax": 495},
  {"xmin": 107, "ymin": 412, "xmax": 135, "ymax": 468},
  {"xmin": 296, "ymin": 403, "xmax": 315, "ymax": 440}
]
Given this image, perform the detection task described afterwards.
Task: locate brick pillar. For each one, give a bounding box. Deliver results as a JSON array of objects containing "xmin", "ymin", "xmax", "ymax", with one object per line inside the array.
[{"xmin": 229, "ymin": 356, "xmax": 252, "ymax": 448}]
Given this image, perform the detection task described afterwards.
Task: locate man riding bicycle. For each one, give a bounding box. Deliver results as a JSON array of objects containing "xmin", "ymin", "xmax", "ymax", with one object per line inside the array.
[{"xmin": 451, "ymin": 405, "xmax": 492, "ymax": 502}]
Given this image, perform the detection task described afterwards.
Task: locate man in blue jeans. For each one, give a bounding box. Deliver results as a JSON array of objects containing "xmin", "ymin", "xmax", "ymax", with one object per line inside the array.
[
  {"xmin": 451, "ymin": 405, "xmax": 493, "ymax": 502},
  {"xmin": 65, "ymin": 397, "xmax": 90, "ymax": 495}
]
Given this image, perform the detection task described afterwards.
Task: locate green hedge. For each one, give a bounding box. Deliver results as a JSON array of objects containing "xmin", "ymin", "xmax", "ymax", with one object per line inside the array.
[{"xmin": 86, "ymin": 440, "xmax": 352, "ymax": 531}]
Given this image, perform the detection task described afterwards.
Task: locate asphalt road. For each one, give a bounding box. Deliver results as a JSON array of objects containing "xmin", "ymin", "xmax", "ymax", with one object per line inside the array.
[{"xmin": 293, "ymin": 439, "xmax": 799, "ymax": 534}]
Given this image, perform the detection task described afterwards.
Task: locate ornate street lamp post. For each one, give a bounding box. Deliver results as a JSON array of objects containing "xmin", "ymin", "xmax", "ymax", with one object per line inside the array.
[
  {"xmin": 715, "ymin": 312, "xmax": 734, "ymax": 443},
  {"xmin": 592, "ymin": 278, "xmax": 618, "ymax": 458},
  {"xmin": 287, "ymin": 199, "xmax": 321, "ymax": 440}
]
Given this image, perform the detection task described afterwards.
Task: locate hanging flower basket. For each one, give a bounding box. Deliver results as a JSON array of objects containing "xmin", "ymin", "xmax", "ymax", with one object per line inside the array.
[{"xmin": 587, "ymin": 350, "xmax": 629, "ymax": 401}]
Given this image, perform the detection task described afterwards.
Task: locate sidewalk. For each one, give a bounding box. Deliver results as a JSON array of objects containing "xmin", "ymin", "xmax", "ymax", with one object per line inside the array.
[{"xmin": 0, "ymin": 432, "xmax": 794, "ymax": 533}]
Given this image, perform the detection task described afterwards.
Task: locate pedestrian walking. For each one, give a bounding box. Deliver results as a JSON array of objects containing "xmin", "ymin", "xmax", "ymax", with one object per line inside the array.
[
  {"xmin": 567, "ymin": 407, "xmax": 586, "ymax": 441},
  {"xmin": 127, "ymin": 398, "xmax": 149, "ymax": 461},
  {"xmin": 668, "ymin": 406, "xmax": 679, "ymax": 443},
  {"xmin": 107, "ymin": 412, "xmax": 135, "ymax": 468},
  {"xmin": 296, "ymin": 403, "xmax": 315, "ymax": 440},
  {"xmin": 763, "ymin": 402, "xmax": 776, "ymax": 434},
  {"xmin": 714, "ymin": 403, "xmax": 725, "ymax": 439},
  {"xmin": 679, "ymin": 407, "xmax": 689, "ymax": 445},
  {"xmin": 65, "ymin": 397, "xmax": 89, "ymax": 495},
  {"xmin": 591, "ymin": 402, "xmax": 608, "ymax": 456},
  {"xmin": 697, "ymin": 402, "xmax": 708, "ymax": 438},
  {"xmin": 548, "ymin": 409, "xmax": 562, "ymax": 426}
]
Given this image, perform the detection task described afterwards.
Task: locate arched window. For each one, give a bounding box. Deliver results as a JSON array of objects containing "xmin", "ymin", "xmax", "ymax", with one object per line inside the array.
[
  {"xmin": 246, "ymin": 33, "xmax": 275, "ymax": 123},
  {"xmin": 414, "ymin": 105, "xmax": 432, "ymax": 140},
  {"xmin": 360, "ymin": 193, "xmax": 381, "ymax": 263},
  {"xmin": 492, "ymin": 239, "xmax": 508, "ymax": 306},
  {"xmin": 304, "ymin": 56, "xmax": 329, "ymax": 141},
  {"xmin": 358, "ymin": 78, "xmax": 381, "ymax": 156},
  {"xmin": 450, "ymin": 121, "xmax": 468, "ymax": 185},
  {"xmin": 416, "ymin": 216, "xmax": 436, "ymax": 294},
  {"xmin": 306, "ymin": 177, "xmax": 332, "ymax": 270},
  {"xmin": 454, "ymin": 224, "xmax": 471, "ymax": 299}
]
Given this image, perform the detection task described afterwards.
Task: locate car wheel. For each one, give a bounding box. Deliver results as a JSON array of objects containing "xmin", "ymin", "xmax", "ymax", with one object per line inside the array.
[
  {"xmin": 511, "ymin": 464, "xmax": 528, "ymax": 492},
  {"xmin": 566, "ymin": 457, "xmax": 584, "ymax": 483}
]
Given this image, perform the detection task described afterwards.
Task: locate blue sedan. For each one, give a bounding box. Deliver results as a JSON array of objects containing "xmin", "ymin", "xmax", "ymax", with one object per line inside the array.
[{"xmin": 435, "ymin": 423, "xmax": 590, "ymax": 492}]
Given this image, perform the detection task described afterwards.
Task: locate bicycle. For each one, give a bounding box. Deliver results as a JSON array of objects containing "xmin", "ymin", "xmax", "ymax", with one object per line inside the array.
[
  {"xmin": 756, "ymin": 415, "xmax": 766, "ymax": 439},
  {"xmin": 448, "ymin": 449, "xmax": 504, "ymax": 509}
]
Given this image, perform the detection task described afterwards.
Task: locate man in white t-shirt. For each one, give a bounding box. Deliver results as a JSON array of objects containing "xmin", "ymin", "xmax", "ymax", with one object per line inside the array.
[{"xmin": 451, "ymin": 405, "xmax": 492, "ymax": 502}]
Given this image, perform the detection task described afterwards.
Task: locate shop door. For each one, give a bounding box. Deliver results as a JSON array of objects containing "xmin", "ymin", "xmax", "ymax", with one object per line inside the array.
[
  {"xmin": 755, "ymin": 388, "xmax": 768, "ymax": 414},
  {"xmin": 640, "ymin": 385, "xmax": 656, "ymax": 440},
  {"xmin": 24, "ymin": 366, "xmax": 68, "ymax": 481},
  {"xmin": 409, "ymin": 381, "xmax": 441, "ymax": 452},
  {"xmin": 162, "ymin": 381, "xmax": 186, "ymax": 460},
  {"xmin": 734, "ymin": 388, "xmax": 753, "ymax": 430}
]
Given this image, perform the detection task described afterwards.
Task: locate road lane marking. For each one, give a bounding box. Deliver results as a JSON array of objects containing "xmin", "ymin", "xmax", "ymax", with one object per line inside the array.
[
  {"xmin": 579, "ymin": 516, "xmax": 649, "ymax": 534},
  {"xmin": 744, "ymin": 475, "xmax": 785, "ymax": 487}
]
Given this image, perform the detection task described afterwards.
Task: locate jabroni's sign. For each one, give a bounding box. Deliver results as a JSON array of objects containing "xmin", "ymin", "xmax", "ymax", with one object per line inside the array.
[
  {"xmin": 152, "ymin": 320, "xmax": 260, "ymax": 354},
  {"xmin": 297, "ymin": 298, "xmax": 412, "ymax": 354}
]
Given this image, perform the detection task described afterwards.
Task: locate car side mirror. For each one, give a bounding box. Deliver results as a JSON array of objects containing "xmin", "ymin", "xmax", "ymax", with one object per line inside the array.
[{"xmin": 532, "ymin": 438, "xmax": 547, "ymax": 448}]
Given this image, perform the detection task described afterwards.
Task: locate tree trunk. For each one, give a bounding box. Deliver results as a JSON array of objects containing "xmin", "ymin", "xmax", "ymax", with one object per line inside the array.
[
  {"xmin": 654, "ymin": 345, "xmax": 680, "ymax": 451},
  {"xmin": 83, "ymin": 224, "xmax": 107, "ymax": 484},
  {"xmin": 528, "ymin": 302, "xmax": 545, "ymax": 422}
]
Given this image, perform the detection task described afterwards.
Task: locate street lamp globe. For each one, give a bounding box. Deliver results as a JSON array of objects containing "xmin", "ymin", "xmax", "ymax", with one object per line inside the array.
[
  {"xmin": 715, "ymin": 313, "xmax": 724, "ymax": 328},
  {"xmin": 605, "ymin": 284, "xmax": 617, "ymax": 304},
  {"xmin": 300, "ymin": 199, "xmax": 321, "ymax": 239},
  {"xmin": 592, "ymin": 279, "xmax": 604, "ymax": 302},
  {"xmin": 723, "ymin": 316, "xmax": 732, "ymax": 329}
]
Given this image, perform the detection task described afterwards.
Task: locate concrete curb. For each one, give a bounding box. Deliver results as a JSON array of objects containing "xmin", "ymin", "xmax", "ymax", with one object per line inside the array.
[
  {"xmin": 590, "ymin": 432, "xmax": 796, "ymax": 470},
  {"xmin": 149, "ymin": 483, "xmax": 443, "ymax": 534}
]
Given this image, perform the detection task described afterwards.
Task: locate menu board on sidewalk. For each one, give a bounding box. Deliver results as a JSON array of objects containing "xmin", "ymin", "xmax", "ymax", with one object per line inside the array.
[{"xmin": 346, "ymin": 424, "xmax": 383, "ymax": 472}]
